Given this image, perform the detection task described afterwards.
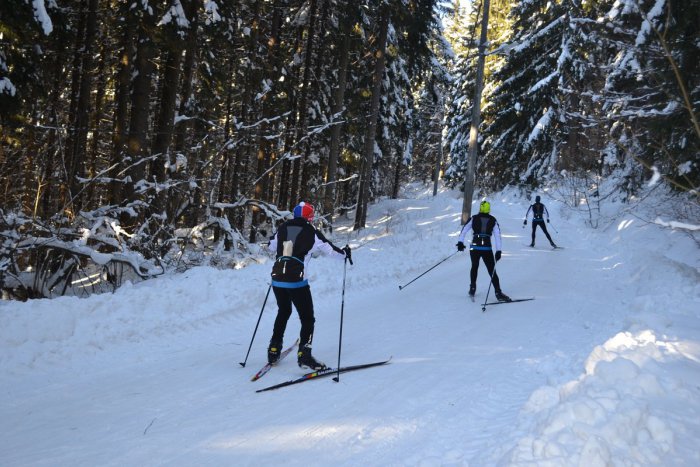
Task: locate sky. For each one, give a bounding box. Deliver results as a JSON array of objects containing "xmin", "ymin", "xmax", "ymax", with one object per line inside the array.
[{"xmin": 1, "ymin": 183, "xmax": 699, "ymax": 466}]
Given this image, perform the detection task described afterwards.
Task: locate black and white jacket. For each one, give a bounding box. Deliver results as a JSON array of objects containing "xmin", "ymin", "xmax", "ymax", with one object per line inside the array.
[{"xmin": 268, "ymin": 217, "xmax": 345, "ymax": 288}]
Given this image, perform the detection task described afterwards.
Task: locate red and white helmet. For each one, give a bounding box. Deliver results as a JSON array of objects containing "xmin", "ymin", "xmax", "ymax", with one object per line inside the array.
[{"xmin": 293, "ymin": 202, "xmax": 314, "ymax": 222}]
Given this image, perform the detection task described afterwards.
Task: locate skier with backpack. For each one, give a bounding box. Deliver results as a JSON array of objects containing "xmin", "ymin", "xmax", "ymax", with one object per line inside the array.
[
  {"xmin": 523, "ymin": 195, "xmax": 557, "ymax": 248},
  {"xmin": 267, "ymin": 202, "xmax": 351, "ymax": 370},
  {"xmin": 456, "ymin": 200, "xmax": 511, "ymax": 302}
]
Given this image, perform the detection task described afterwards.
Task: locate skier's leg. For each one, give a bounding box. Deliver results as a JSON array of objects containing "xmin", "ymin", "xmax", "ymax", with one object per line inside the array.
[
  {"xmin": 541, "ymin": 223, "xmax": 555, "ymax": 244},
  {"xmin": 469, "ymin": 249, "xmax": 480, "ymax": 288},
  {"xmin": 290, "ymin": 285, "xmax": 315, "ymax": 348},
  {"xmin": 530, "ymin": 223, "xmax": 537, "ymax": 246},
  {"xmin": 271, "ymin": 287, "xmax": 293, "ymax": 343},
  {"xmin": 483, "ymin": 251, "xmax": 501, "ymax": 292}
]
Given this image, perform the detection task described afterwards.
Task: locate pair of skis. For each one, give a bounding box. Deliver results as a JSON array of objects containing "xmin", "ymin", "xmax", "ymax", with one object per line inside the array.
[
  {"xmin": 470, "ymin": 293, "xmax": 534, "ymax": 305},
  {"xmin": 255, "ymin": 358, "xmax": 392, "ymax": 393},
  {"xmin": 472, "ymin": 294, "xmax": 535, "ymax": 312},
  {"xmin": 249, "ymin": 340, "xmax": 390, "ymax": 392}
]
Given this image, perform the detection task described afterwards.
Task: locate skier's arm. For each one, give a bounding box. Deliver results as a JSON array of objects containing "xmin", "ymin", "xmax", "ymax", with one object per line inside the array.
[
  {"xmin": 493, "ymin": 222, "xmax": 503, "ymax": 252},
  {"xmin": 311, "ymin": 230, "xmax": 346, "ymax": 260},
  {"xmin": 524, "ymin": 205, "xmax": 533, "ymax": 221},
  {"xmin": 268, "ymin": 232, "xmax": 278, "ymax": 252},
  {"xmin": 543, "ymin": 204, "xmax": 550, "ymax": 220},
  {"xmin": 457, "ymin": 218, "xmax": 473, "ymax": 243}
]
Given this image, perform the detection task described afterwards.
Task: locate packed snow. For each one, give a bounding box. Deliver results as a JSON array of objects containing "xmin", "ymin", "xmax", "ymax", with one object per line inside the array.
[{"xmin": 1, "ymin": 184, "xmax": 699, "ymax": 466}]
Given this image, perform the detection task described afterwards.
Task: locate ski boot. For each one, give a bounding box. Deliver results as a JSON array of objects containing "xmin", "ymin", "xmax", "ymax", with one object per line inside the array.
[
  {"xmin": 297, "ymin": 345, "xmax": 327, "ymax": 370},
  {"xmin": 495, "ymin": 291, "xmax": 512, "ymax": 302},
  {"xmin": 529, "ymin": 242, "xmax": 535, "ymax": 247},
  {"xmin": 468, "ymin": 284, "xmax": 476, "ymax": 298},
  {"xmin": 267, "ymin": 340, "xmax": 282, "ymax": 364}
]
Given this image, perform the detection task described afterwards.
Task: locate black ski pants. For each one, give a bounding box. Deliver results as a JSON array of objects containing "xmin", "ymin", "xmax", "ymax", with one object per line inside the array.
[
  {"xmin": 271, "ymin": 285, "xmax": 315, "ymax": 348},
  {"xmin": 531, "ymin": 220, "xmax": 554, "ymax": 245},
  {"xmin": 470, "ymin": 249, "xmax": 501, "ymax": 293}
]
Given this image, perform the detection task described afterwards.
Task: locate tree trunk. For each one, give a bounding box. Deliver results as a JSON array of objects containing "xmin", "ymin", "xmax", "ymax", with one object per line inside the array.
[
  {"xmin": 354, "ymin": 7, "xmax": 389, "ymax": 230},
  {"xmin": 110, "ymin": 9, "xmax": 136, "ymax": 205},
  {"xmin": 276, "ymin": 28, "xmax": 302, "ymax": 211},
  {"xmin": 173, "ymin": 2, "xmax": 199, "ymax": 155},
  {"xmin": 323, "ymin": 5, "xmax": 353, "ymax": 226},
  {"xmin": 124, "ymin": 13, "xmax": 157, "ymax": 207},
  {"xmin": 289, "ymin": 0, "xmax": 318, "ymax": 206},
  {"xmin": 253, "ymin": 0, "xmax": 283, "ymax": 206},
  {"xmin": 86, "ymin": 47, "xmax": 107, "ymax": 207},
  {"xmin": 65, "ymin": 0, "xmax": 99, "ymax": 214},
  {"xmin": 150, "ymin": 45, "xmax": 183, "ymax": 214},
  {"xmin": 299, "ymin": 0, "xmax": 328, "ymax": 202}
]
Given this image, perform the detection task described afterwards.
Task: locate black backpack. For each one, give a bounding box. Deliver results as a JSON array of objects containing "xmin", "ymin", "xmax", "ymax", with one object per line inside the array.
[{"xmin": 271, "ymin": 256, "xmax": 304, "ymax": 282}]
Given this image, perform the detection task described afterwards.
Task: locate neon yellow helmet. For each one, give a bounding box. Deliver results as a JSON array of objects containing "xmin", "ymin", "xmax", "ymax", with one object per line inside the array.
[{"xmin": 479, "ymin": 201, "xmax": 491, "ymax": 214}]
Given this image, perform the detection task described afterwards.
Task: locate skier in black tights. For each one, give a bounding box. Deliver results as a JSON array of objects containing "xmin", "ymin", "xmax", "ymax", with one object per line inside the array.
[
  {"xmin": 523, "ymin": 196, "xmax": 557, "ymax": 248},
  {"xmin": 267, "ymin": 202, "xmax": 351, "ymax": 370},
  {"xmin": 456, "ymin": 200, "xmax": 511, "ymax": 302}
]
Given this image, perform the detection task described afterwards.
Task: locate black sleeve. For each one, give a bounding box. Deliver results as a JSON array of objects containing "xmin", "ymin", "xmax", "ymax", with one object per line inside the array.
[{"xmin": 314, "ymin": 227, "xmax": 345, "ymax": 255}]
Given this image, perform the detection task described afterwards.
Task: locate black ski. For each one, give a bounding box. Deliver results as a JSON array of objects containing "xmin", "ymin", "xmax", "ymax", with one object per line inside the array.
[
  {"xmin": 482, "ymin": 298, "xmax": 535, "ymax": 309},
  {"xmin": 524, "ymin": 244, "xmax": 562, "ymax": 250},
  {"xmin": 256, "ymin": 358, "xmax": 392, "ymax": 393}
]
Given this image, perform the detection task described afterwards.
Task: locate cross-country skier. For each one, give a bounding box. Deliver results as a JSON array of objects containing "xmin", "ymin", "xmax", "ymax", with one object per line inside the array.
[
  {"xmin": 456, "ymin": 201, "xmax": 511, "ymax": 302},
  {"xmin": 267, "ymin": 202, "xmax": 351, "ymax": 370},
  {"xmin": 523, "ymin": 195, "xmax": 557, "ymax": 248}
]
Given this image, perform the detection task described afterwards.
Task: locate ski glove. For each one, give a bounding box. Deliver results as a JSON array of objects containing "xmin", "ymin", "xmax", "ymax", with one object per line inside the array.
[
  {"xmin": 342, "ymin": 245, "xmax": 353, "ymax": 265},
  {"xmin": 547, "ymin": 219, "xmax": 550, "ymax": 223},
  {"xmin": 495, "ymin": 251, "xmax": 502, "ymax": 261},
  {"xmin": 456, "ymin": 241, "xmax": 466, "ymax": 252},
  {"xmin": 523, "ymin": 219, "xmax": 527, "ymax": 226}
]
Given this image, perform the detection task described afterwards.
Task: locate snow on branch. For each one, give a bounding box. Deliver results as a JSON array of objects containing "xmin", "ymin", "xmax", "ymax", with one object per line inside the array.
[
  {"xmin": 511, "ymin": 16, "xmax": 565, "ymax": 54},
  {"xmin": 14, "ymin": 236, "xmax": 163, "ymax": 278},
  {"xmin": 653, "ymin": 218, "xmax": 700, "ymax": 231},
  {"xmin": 31, "ymin": 0, "xmax": 53, "ymax": 35}
]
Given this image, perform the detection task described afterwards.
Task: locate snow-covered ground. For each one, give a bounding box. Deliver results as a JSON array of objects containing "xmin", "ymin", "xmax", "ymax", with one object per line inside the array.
[{"xmin": 1, "ymin": 184, "xmax": 699, "ymax": 466}]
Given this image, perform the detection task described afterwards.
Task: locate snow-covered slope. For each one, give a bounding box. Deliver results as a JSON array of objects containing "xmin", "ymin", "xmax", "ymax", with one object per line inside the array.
[{"xmin": 1, "ymin": 184, "xmax": 699, "ymax": 466}]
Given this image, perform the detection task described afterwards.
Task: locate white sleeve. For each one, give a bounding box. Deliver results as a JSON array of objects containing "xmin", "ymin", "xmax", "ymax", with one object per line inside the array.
[
  {"xmin": 493, "ymin": 222, "xmax": 503, "ymax": 251},
  {"xmin": 310, "ymin": 233, "xmax": 346, "ymax": 260},
  {"xmin": 458, "ymin": 218, "xmax": 473, "ymax": 243}
]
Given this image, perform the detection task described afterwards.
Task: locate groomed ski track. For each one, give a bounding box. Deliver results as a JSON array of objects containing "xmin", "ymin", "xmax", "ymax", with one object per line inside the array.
[{"xmin": 2, "ymin": 185, "xmax": 698, "ymax": 466}]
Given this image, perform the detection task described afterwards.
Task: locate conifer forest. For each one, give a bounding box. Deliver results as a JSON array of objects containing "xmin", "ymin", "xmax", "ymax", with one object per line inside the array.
[{"xmin": 1, "ymin": 0, "xmax": 698, "ymax": 299}]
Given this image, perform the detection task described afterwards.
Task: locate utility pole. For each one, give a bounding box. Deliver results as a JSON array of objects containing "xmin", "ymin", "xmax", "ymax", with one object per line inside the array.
[
  {"xmin": 433, "ymin": 94, "xmax": 445, "ymax": 197},
  {"xmin": 461, "ymin": 0, "xmax": 490, "ymax": 224},
  {"xmin": 433, "ymin": 137, "xmax": 443, "ymax": 196}
]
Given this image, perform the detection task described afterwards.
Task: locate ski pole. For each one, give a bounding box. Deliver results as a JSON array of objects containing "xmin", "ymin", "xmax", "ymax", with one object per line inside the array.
[
  {"xmin": 398, "ymin": 251, "xmax": 459, "ymax": 290},
  {"xmin": 548, "ymin": 221, "xmax": 559, "ymax": 233},
  {"xmin": 481, "ymin": 262, "xmax": 499, "ymax": 312},
  {"xmin": 239, "ymin": 283, "xmax": 272, "ymax": 368},
  {"xmin": 333, "ymin": 254, "xmax": 350, "ymax": 382}
]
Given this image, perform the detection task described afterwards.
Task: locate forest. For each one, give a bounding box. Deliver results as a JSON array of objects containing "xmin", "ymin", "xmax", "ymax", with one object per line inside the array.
[{"xmin": 1, "ymin": 0, "xmax": 698, "ymax": 300}]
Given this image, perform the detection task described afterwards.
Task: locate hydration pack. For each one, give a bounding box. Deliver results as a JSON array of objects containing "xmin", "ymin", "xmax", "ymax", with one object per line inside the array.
[{"xmin": 271, "ymin": 240, "xmax": 305, "ymax": 282}]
